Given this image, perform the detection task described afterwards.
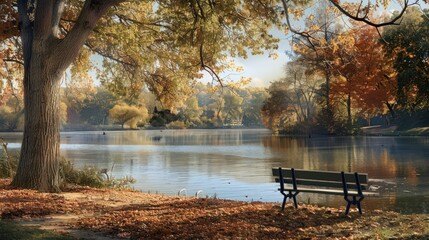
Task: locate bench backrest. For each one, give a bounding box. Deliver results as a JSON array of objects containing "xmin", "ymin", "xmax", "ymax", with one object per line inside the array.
[{"xmin": 272, "ymin": 168, "xmax": 369, "ymax": 190}]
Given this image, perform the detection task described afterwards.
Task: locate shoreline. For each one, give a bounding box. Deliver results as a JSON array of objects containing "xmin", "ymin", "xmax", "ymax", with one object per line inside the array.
[{"xmin": 1, "ymin": 179, "xmax": 428, "ymax": 239}]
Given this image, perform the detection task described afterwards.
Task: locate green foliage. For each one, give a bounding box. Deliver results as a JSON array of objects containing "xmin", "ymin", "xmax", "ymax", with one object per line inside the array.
[
  {"xmin": 241, "ymin": 89, "xmax": 268, "ymax": 127},
  {"xmin": 149, "ymin": 108, "xmax": 178, "ymax": 127},
  {"xmin": 383, "ymin": 7, "xmax": 429, "ymax": 111},
  {"xmin": 79, "ymin": 87, "xmax": 118, "ymax": 125},
  {"xmin": 149, "ymin": 115, "xmax": 167, "ymax": 127}
]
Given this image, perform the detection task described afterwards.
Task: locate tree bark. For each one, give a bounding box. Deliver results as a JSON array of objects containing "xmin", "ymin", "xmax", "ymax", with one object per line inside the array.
[{"xmin": 12, "ymin": 52, "xmax": 62, "ymax": 192}]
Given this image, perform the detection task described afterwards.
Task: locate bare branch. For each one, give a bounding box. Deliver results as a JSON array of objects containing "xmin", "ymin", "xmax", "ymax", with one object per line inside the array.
[{"xmin": 3, "ymin": 58, "xmax": 24, "ymax": 65}]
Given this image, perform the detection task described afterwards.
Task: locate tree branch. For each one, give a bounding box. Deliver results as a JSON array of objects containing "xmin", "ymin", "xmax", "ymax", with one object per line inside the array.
[
  {"xmin": 84, "ymin": 42, "xmax": 136, "ymax": 67},
  {"xmin": 51, "ymin": 0, "xmax": 65, "ymax": 37},
  {"xmin": 328, "ymin": 0, "xmax": 416, "ymax": 27},
  {"xmin": 34, "ymin": 0, "xmax": 55, "ymax": 40},
  {"xmin": 53, "ymin": 0, "xmax": 124, "ymax": 73}
]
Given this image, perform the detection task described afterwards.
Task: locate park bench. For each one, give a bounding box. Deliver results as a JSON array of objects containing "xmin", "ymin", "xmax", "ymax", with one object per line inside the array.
[{"xmin": 272, "ymin": 167, "xmax": 378, "ymax": 215}]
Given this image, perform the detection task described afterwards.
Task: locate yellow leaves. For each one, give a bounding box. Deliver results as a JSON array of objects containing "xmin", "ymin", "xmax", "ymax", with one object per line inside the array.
[
  {"xmin": 381, "ymin": 0, "xmax": 390, "ymax": 8},
  {"xmin": 284, "ymin": 25, "xmax": 290, "ymax": 35},
  {"xmin": 290, "ymin": 7, "xmax": 304, "ymax": 21},
  {"xmin": 109, "ymin": 103, "xmax": 147, "ymax": 128},
  {"xmin": 309, "ymin": 24, "xmax": 320, "ymax": 32},
  {"xmin": 269, "ymin": 52, "xmax": 279, "ymax": 60}
]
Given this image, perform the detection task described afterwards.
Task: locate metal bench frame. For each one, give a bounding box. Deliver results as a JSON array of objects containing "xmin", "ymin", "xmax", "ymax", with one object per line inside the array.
[{"xmin": 273, "ymin": 167, "xmax": 376, "ymax": 215}]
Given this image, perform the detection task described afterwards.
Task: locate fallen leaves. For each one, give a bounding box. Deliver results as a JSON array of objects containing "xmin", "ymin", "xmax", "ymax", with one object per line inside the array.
[{"xmin": 1, "ymin": 178, "xmax": 429, "ymax": 239}]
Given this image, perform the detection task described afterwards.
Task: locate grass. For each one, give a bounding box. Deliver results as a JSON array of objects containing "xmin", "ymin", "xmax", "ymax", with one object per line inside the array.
[{"xmin": 0, "ymin": 220, "xmax": 75, "ymax": 240}]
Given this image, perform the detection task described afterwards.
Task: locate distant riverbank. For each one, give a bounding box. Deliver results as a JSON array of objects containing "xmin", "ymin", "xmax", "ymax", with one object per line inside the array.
[{"xmin": 361, "ymin": 125, "xmax": 429, "ymax": 136}]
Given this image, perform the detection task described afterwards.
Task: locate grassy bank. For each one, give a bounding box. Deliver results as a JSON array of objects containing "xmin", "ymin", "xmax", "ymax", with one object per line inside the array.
[
  {"xmin": 1, "ymin": 178, "xmax": 428, "ymax": 239},
  {"xmin": 0, "ymin": 220, "xmax": 74, "ymax": 240}
]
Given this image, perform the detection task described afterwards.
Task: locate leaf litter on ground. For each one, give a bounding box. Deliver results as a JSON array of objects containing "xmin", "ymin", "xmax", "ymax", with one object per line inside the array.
[{"xmin": 1, "ymin": 178, "xmax": 428, "ymax": 239}]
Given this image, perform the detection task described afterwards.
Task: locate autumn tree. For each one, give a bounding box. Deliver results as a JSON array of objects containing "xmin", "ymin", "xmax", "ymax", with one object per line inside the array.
[
  {"xmin": 241, "ymin": 88, "xmax": 268, "ymax": 127},
  {"xmin": 62, "ymin": 75, "xmax": 96, "ymax": 124},
  {"xmin": 178, "ymin": 96, "xmax": 203, "ymax": 127},
  {"xmin": 261, "ymin": 61, "xmax": 322, "ymax": 132},
  {"xmin": 222, "ymin": 90, "xmax": 244, "ymax": 125},
  {"xmin": 79, "ymin": 87, "xmax": 118, "ymax": 125},
  {"xmin": 261, "ymin": 81, "xmax": 296, "ymax": 130},
  {"xmin": 109, "ymin": 103, "xmax": 147, "ymax": 129},
  {"xmin": 329, "ymin": 23, "xmax": 396, "ymax": 131}
]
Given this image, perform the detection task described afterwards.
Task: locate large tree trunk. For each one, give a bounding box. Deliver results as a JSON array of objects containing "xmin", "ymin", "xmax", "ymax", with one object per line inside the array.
[
  {"xmin": 11, "ymin": 0, "xmax": 120, "ymax": 192},
  {"xmin": 12, "ymin": 56, "xmax": 62, "ymax": 192}
]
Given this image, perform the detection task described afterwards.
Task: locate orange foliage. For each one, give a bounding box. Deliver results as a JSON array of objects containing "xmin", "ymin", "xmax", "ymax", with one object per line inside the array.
[
  {"xmin": 0, "ymin": 0, "xmax": 18, "ymax": 42},
  {"xmin": 329, "ymin": 24, "xmax": 396, "ymax": 115}
]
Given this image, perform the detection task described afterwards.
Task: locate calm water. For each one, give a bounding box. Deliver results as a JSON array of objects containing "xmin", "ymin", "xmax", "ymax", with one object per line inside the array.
[{"xmin": 1, "ymin": 129, "xmax": 429, "ymax": 214}]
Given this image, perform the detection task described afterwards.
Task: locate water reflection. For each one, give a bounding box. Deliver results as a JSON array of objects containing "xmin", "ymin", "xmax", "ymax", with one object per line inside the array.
[{"xmin": 1, "ymin": 130, "xmax": 428, "ymax": 213}]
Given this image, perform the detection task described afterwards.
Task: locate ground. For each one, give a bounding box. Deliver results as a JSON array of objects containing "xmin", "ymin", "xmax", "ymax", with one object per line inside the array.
[{"xmin": 0, "ymin": 178, "xmax": 428, "ymax": 239}]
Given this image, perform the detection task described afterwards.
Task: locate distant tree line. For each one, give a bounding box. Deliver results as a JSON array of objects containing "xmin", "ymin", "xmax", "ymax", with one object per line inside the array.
[{"xmin": 0, "ymin": 81, "xmax": 267, "ymax": 131}]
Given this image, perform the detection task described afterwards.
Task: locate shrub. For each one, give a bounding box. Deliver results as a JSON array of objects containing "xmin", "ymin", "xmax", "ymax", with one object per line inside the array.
[
  {"xmin": 0, "ymin": 139, "xmax": 135, "ymax": 189},
  {"xmin": 59, "ymin": 159, "xmax": 135, "ymax": 189},
  {"xmin": 0, "ymin": 140, "xmax": 18, "ymax": 178},
  {"xmin": 167, "ymin": 120, "xmax": 186, "ymax": 129}
]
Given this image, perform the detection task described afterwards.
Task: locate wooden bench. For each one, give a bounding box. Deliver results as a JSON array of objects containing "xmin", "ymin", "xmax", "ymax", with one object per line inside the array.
[{"xmin": 272, "ymin": 167, "xmax": 378, "ymax": 215}]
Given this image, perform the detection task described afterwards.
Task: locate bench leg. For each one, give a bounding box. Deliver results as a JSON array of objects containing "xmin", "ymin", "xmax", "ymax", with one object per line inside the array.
[
  {"xmin": 281, "ymin": 195, "xmax": 287, "ymax": 210},
  {"xmin": 344, "ymin": 195, "xmax": 365, "ymax": 215},
  {"xmin": 280, "ymin": 191, "xmax": 299, "ymax": 210},
  {"xmin": 291, "ymin": 191, "xmax": 298, "ymax": 209}
]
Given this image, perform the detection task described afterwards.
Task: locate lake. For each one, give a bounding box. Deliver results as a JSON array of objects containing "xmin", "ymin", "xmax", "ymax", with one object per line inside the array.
[{"xmin": 1, "ymin": 129, "xmax": 429, "ymax": 214}]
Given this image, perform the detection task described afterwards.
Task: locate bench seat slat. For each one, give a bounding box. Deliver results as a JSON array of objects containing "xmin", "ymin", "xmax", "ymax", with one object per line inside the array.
[{"xmin": 275, "ymin": 178, "xmax": 368, "ymax": 190}]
